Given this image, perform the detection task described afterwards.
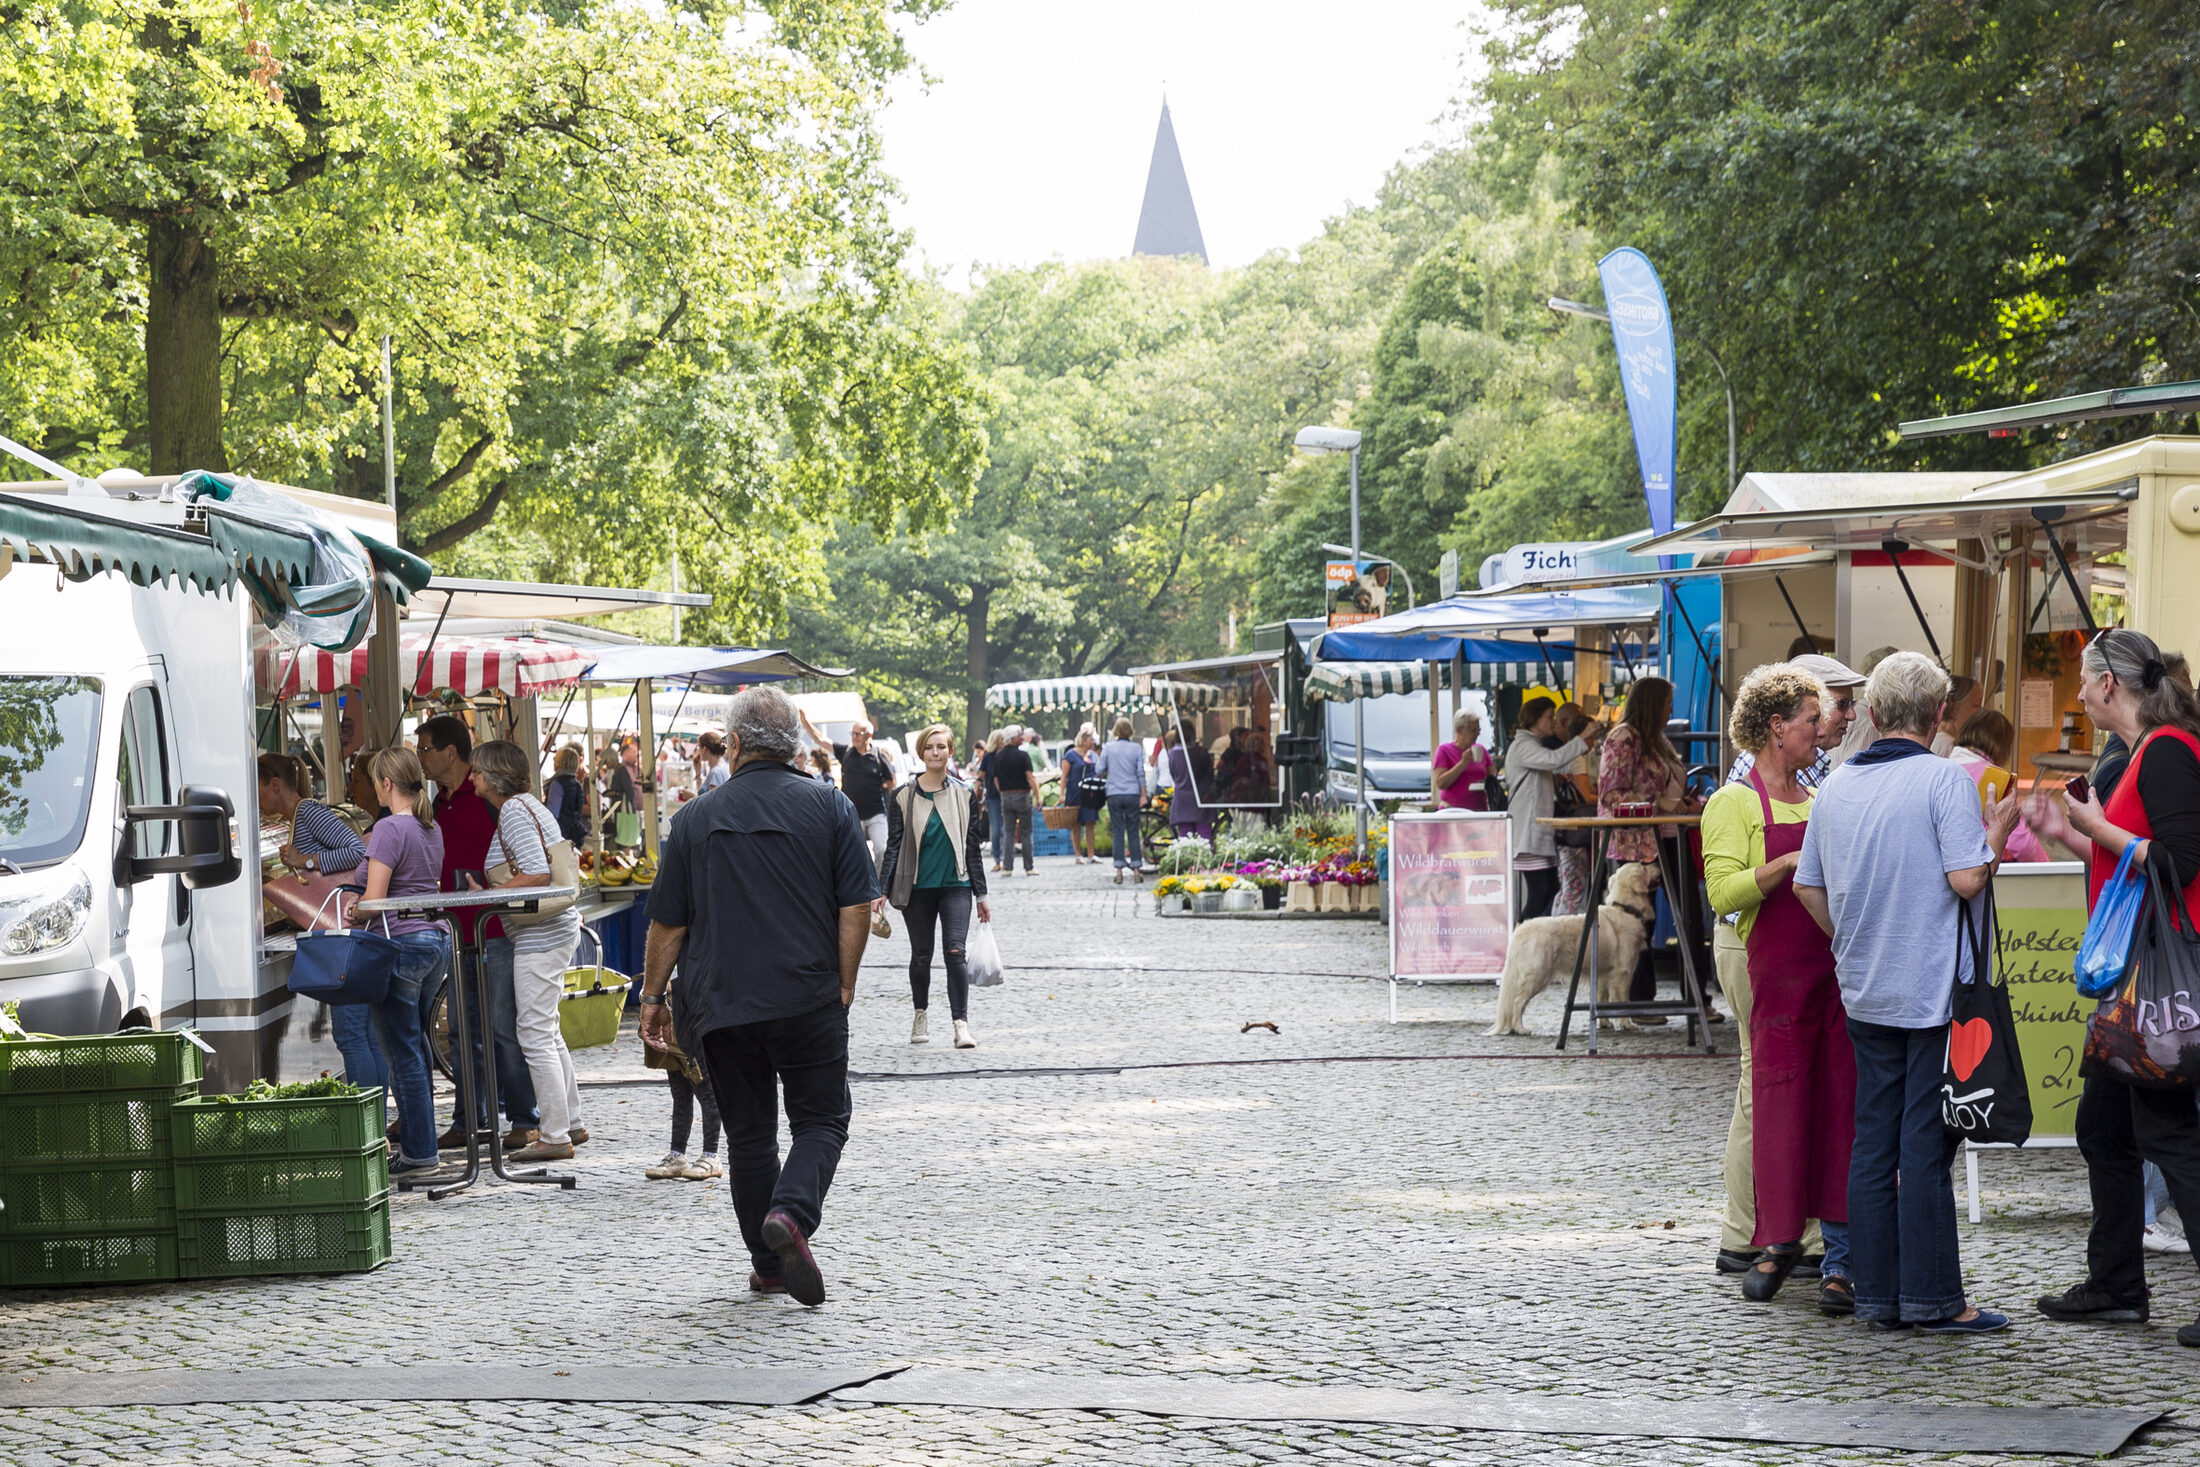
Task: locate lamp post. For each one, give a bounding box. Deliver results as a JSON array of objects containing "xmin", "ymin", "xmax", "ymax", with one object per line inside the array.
[
  {"xmin": 1320, "ymin": 543, "xmax": 1413, "ymax": 609},
  {"xmin": 1295, "ymin": 425, "xmax": 1367, "ymax": 857}
]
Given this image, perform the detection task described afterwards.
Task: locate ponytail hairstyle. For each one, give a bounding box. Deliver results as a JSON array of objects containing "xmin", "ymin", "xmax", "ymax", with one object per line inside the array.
[
  {"xmin": 372, "ymin": 748, "xmax": 438, "ymax": 831},
  {"xmin": 2083, "ymin": 628, "xmax": 2200, "ymax": 741}
]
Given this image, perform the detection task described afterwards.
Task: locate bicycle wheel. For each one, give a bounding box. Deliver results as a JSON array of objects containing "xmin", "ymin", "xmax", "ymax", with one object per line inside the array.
[
  {"xmin": 426, "ymin": 976, "xmax": 456, "ymax": 1083},
  {"xmin": 1141, "ymin": 806, "xmax": 1174, "ymax": 859}
]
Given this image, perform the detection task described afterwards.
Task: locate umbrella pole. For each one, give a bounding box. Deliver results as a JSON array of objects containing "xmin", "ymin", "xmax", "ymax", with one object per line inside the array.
[
  {"xmin": 637, "ymin": 677, "xmax": 660, "ymax": 860},
  {"xmin": 585, "ymin": 687, "xmax": 599, "ymax": 854},
  {"xmin": 1427, "ymin": 662, "xmax": 1440, "ymax": 802}
]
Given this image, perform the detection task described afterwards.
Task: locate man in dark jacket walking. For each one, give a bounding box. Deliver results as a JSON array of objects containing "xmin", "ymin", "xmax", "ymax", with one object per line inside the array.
[{"xmin": 638, "ymin": 687, "xmax": 879, "ymax": 1306}]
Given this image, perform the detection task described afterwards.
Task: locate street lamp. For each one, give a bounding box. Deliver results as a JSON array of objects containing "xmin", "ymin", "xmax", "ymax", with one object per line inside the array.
[
  {"xmin": 1547, "ymin": 296, "xmax": 1736, "ymax": 497},
  {"xmin": 1296, "ymin": 425, "xmax": 1368, "ymax": 857},
  {"xmin": 1320, "ymin": 543, "xmax": 1413, "ymax": 610}
]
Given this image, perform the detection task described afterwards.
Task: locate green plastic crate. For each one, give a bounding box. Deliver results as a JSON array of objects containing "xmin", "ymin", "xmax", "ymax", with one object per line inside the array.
[
  {"xmin": 0, "ymin": 1031, "xmax": 204, "ymax": 1095},
  {"xmin": 0, "ymin": 1158, "xmax": 174, "ymax": 1236},
  {"xmin": 0, "ymin": 1084, "xmax": 199, "ymax": 1167},
  {"xmin": 171, "ymin": 1089, "xmax": 385, "ymax": 1160},
  {"xmin": 176, "ymin": 1143, "xmax": 388, "ymax": 1213},
  {"xmin": 0, "ymin": 1228, "xmax": 178, "ymax": 1288},
  {"xmin": 176, "ymin": 1194, "xmax": 391, "ymax": 1278}
]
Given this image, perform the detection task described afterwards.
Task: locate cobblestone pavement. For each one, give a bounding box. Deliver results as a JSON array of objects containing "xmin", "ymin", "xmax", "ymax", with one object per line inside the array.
[{"xmin": 6, "ymin": 857, "xmax": 2200, "ymax": 1464}]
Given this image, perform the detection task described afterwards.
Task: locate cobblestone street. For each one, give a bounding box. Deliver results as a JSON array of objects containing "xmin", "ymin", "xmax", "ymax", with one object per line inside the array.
[{"xmin": 5, "ymin": 861, "xmax": 2198, "ymax": 1464}]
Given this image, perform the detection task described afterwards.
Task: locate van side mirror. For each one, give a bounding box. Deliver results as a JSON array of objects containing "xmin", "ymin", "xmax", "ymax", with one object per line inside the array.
[{"xmin": 124, "ymin": 786, "xmax": 243, "ymax": 890}]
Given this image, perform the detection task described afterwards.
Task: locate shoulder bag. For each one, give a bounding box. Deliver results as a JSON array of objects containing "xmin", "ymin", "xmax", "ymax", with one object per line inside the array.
[
  {"xmin": 1941, "ymin": 886, "xmax": 2032, "ymax": 1144},
  {"xmin": 289, "ymin": 886, "xmax": 400, "ymax": 1006},
  {"xmin": 2082, "ymin": 846, "xmax": 2200, "ymax": 1089},
  {"xmin": 486, "ymin": 798, "xmax": 579, "ymax": 931}
]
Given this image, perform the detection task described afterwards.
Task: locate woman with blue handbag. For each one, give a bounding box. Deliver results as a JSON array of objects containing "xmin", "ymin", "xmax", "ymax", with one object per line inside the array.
[
  {"xmin": 2025, "ymin": 629, "xmax": 2200, "ymax": 1343},
  {"xmin": 355, "ymin": 749, "xmax": 452, "ymax": 1178}
]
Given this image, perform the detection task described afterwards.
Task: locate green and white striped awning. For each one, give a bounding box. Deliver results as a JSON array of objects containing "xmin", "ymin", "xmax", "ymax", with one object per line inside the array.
[
  {"xmin": 1308, "ymin": 658, "xmax": 1642, "ymax": 701},
  {"xmin": 985, "ymin": 674, "xmax": 1222, "ymax": 714}
]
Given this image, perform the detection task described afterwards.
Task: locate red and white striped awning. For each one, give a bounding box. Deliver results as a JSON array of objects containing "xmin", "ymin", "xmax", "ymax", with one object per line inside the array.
[{"xmin": 255, "ymin": 633, "xmax": 587, "ymax": 699}]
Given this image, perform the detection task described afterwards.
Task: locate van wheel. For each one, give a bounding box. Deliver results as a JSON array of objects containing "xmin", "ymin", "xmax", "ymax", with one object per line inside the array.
[{"xmin": 119, "ymin": 1007, "xmax": 151, "ymax": 1031}]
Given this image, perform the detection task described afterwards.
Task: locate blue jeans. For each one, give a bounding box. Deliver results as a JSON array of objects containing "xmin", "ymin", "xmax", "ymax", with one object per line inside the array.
[
  {"xmin": 987, "ymin": 795, "xmax": 1006, "ymax": 864},
  {"xmin": 379, "ymin": 931, "xmax": 449, "ymax": 1165},
  {"xmin": 461, "ymin": 938, "xmax": 539, "ymax": 1129},
  {"xmin": 1846, "ymin": 1017, "xmax": 1967, "ymax": 1323},
  {"xmin": 2145, "ymin": 1161, "xmax": 2171, "ymax": 1227},
  {"xmin": 329, "ymin": 1003, "xmax": 385, "ymax": 1098},
  {"xmin": 1107, "ymin": 794, "xmax": 1142, "ymax": 869}
]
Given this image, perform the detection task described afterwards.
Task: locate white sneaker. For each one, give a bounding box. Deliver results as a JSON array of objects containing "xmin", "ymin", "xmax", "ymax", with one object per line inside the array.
[
  {"xmin": 953, "ymin": 1020, "xmax": 977, "ymax": 1049},
  {"xmin": 2144, "ymin": 1222, "xmax": 2190, "ymax": 1255},
  {"xmin": 911, "ymin": 1011, "xmax": 929, "ymax": 1044},
  {"xmin": 646, "ymin": 1152, "xmax": 687, "ymax": 1180}
]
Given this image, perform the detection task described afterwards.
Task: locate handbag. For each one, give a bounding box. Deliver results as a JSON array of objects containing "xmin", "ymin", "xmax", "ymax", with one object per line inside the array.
[
  {"xmin": 288, "ymin": 886, "xmax": 401, "ymax": 1006},
  {"xmin": 2082, "ymin": 846, "xmax": 2200, "ymax": 1090},
  {"xmin": 2075, "ymin": 841, "xmax": 2148, "ymax": 999},
  {"xmin": 1550, "ymin": 774, "xmax": 1593, "ymax": 849},
  {"xmin": 1941, "ymin": 887, "xmax": 2032, "ymax": 1144},
  {"xmin": 486, "ymin": 799, "xmax": 579, "ymax": 931}
]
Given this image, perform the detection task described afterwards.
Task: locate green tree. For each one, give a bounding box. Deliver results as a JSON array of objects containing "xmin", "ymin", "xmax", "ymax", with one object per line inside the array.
[{"xmin": 0, "ymin": 0, "xmax": 984, "ymax": 628}]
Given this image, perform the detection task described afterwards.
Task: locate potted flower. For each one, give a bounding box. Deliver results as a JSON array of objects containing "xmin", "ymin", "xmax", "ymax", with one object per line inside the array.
[
  {"xmin": 1153, "ymin": 873, "xmax": 1189, "ymax": 912},
  {"xmin": 1193, "ymin": 874, "xmax": 1226, "ymax": 914}
]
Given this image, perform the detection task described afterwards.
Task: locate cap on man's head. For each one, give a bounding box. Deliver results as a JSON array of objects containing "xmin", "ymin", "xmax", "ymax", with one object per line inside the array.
[{"xmin": 1790, "ymin": 652, "xmax": 1865, "ymax": 689}]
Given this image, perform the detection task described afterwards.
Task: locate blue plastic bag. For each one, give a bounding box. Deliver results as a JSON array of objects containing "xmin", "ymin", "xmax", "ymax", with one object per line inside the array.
[{"xmin": 2075, "ymin": 843, "xmax": 2147, "ymax": 999}]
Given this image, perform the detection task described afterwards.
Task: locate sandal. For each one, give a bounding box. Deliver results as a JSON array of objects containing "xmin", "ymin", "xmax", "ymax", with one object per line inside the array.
[{"xmin": 1742, "ymin": 1244, "xmax": 1803, "ymax": 1303}]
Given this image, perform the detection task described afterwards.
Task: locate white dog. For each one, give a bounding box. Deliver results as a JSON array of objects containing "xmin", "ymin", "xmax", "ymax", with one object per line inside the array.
[{"xmin": 1488, "ymin": 861, "xmax": 1661, "ymax": 1036}]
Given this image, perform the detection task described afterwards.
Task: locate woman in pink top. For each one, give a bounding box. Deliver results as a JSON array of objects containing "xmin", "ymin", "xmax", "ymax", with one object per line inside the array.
[
  {"xmin": 1432, "ymin": 710, "xmax": 1493, "ymax": 810},
  {"xmin": 1948, "ymin": 709, "xmax": 2049, "ymax": 862}
]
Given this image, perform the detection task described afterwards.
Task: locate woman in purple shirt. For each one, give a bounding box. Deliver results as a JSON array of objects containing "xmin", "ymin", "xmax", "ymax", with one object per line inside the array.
[{"xmin": 355, "ymin": 748, "xmax": 450, "ymax": 1175}]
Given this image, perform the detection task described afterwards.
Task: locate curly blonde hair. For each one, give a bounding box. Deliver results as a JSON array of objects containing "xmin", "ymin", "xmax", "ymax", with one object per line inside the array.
[{"xmin": 1728, "ymin": 663, "xmax": 1828, "ymax": 755}]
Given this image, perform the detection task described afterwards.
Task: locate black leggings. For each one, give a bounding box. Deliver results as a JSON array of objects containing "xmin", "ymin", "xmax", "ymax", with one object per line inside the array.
[
  {"xmin": 669, "ymin": 1066, "xmax": 721, "ymax": 1155},
  {"xmin": 905, "ymin": 885, "xmax": 974, "ymax": 1020},
  {"xmin": 1518, "ymin": 867, "xmax": 1559, "ymax": 922}
]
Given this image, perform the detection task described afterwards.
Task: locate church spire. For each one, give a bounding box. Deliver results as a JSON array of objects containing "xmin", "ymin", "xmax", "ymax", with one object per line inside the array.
[{"xmin": 1132, "ymin": 100, "xmax": 1207, "ymax": 264}]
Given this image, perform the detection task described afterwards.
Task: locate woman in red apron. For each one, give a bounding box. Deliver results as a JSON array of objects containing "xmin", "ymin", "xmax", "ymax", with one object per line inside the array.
[{"xmin": 1740, "ymin": 762, "xmax": 1858, "ymax": 1306}]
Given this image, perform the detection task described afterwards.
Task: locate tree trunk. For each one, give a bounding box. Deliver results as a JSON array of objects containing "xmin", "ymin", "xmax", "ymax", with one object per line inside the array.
[
  {"xmin": 146, "ymin": 217, "xmax": 227, "ymax": 474},
  {"xmin": 965, "ymin": 582, "xmax": 991, "ymax": 745}
]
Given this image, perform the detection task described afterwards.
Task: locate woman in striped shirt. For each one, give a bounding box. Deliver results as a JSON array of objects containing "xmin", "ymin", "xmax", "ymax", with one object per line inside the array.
[
  {"xmin": 468, "ymin": 741, "xmax": 587, "ymax": 1163},
  {"xmin": 258, "ymin": 753, "xmax": 364, "ymax": 876}
]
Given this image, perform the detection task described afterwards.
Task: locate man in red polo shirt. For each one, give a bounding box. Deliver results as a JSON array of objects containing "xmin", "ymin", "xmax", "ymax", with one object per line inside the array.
[{"xmin": 416, "ymin": 715, "xmax": 540, "ymax": 1147}]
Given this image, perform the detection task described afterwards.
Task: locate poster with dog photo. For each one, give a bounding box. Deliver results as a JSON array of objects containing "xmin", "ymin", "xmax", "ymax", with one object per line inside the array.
[{"xmin": 1389, "ymin": 811, "xmax": 1511, "ymax": 979}]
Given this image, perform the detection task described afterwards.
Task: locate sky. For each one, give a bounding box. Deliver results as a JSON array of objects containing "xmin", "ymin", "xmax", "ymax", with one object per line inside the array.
[{"xmin": 880, "ymin": 1, "xmax": 1488, "ymax": 279}]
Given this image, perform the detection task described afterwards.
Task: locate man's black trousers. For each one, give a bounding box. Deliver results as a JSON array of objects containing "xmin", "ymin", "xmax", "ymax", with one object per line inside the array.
[{"xmin": 700, "ymin": 1001, "xmax": 852, "ymax": 1279}]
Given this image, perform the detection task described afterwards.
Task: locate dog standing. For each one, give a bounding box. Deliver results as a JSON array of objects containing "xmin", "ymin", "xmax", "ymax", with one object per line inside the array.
[{"xmin": 1488, "ymin": 861, "xmax": 1661, "ymax": 1036}]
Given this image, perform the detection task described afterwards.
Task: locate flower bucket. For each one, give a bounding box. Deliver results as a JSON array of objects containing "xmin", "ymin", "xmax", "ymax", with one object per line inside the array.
[
  {"xmin": 1193, "ymin": 890, "xmax": 1225, "ymax": 914},
  {"xmin": 1221, "ymin": 887, "xmax": 1259, "ymax": 912},
  {"xmin": 1260, "ymin": 885, "xmax": 1283, "ymax": 911}
]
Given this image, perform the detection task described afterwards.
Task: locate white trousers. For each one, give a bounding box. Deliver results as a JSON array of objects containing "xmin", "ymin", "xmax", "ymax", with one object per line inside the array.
[
  {"xmin": 510, "ymin": 942, "xmax": 583, "ymax": 1143},
  {"xmin": 862, "ymin": 813, "xmax": 890, "ymax": 871}
]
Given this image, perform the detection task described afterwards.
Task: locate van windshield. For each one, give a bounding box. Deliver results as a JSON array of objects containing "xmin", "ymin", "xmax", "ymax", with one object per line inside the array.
[{"xmin": 0, "ymin": 677, "xmax": 104, "ymax": 869}]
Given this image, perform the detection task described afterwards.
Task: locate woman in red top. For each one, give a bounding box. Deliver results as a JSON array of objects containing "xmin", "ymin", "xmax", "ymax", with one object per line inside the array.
[
  {"xmin": 1431, "ymin": 710, "xmax": 1492, "ymax": 811},
  {"xmin": 2025, "ymin": 629, "xmax": 2200, "ymax": 1344}
]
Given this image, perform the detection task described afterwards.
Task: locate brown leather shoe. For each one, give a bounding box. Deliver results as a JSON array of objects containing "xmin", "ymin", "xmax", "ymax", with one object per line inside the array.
[
  {"xmin": 568, "ymin": 1127, "xmax": 589, "ymax": 1147},
  {"xmin": 437, "ymin": 1125, "xmax": 469, "ymax": 1151},
  {"xmin": 501, "ymin": 1127, "xmax": 539, "ymax": 1149},
  {"xmin": 508, "ymin": 1139, "xmax": 575, "ymax": 1162},
  {"xmin": 760, "ymin": 1209, "xmax": 824, "ymax": 1307},
  {"xmin": 749, "ymin": 1271, "xmax": 788, "ymax": 1295}
]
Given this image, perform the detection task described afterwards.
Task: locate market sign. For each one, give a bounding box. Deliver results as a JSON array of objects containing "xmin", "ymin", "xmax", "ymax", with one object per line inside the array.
[
  {"xmin": 1495, "ymin": 541, "xmax": 1595, "ymax": 587},
  {"xmin": 1596, "ymin": 247, "xmax": 1677, "ymax": 537},
  {"xmin": 1389, "ymin": 811, "xmax": 1512, "ymax": 979}
]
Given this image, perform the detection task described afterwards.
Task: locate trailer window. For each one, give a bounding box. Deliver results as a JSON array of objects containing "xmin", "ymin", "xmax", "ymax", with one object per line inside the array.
[
  {"xmin": 118, "ymin": 686, "xmax": 172, "ymax": 858},
  {"xmin": 0, "ymin": 677, "xmax": 104, "ymax": 870}
]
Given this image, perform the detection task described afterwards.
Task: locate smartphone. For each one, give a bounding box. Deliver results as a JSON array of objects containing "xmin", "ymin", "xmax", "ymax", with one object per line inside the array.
[{"xmin": 2065, "ymin": 774, "xmax": 2090, "ymax": 804}]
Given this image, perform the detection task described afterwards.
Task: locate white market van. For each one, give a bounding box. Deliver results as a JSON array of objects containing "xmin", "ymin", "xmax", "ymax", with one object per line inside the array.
[
  {"xmin": 0, "ymin": 470, "xmax": 410, "ymax": 1091},
  {"xmin": 0, "ymin": 465, "xmax": 706, "ymax": 1091}
]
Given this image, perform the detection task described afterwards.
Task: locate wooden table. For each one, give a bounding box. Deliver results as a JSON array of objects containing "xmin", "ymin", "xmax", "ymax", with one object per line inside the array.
[{"xmin": 1535, "ymin": 815, "xmax": 1717, "ymax": 1054}]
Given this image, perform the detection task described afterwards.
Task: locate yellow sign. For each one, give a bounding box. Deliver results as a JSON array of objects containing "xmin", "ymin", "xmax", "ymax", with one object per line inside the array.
[{"xmin": 1994, "ymin": 865, "xmax": 2092, "ymax": 1139}]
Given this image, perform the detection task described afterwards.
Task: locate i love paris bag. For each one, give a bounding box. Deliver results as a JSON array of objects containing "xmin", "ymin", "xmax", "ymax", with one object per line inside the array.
[
  {"xmin": 2082, "ymin": 847, "xmax": 2200, "ymax": 1090},
  {"xmin": 2074, "ymin": 841, "xmax": 2148, "ymax": 999},
  {"xmin": 1942, "ymin": 886, "xmax": 2033, "ymax": 1145},
  {"xmin": 288, "ymin": 886, "xmax": 401, "ymax": 1007}
]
